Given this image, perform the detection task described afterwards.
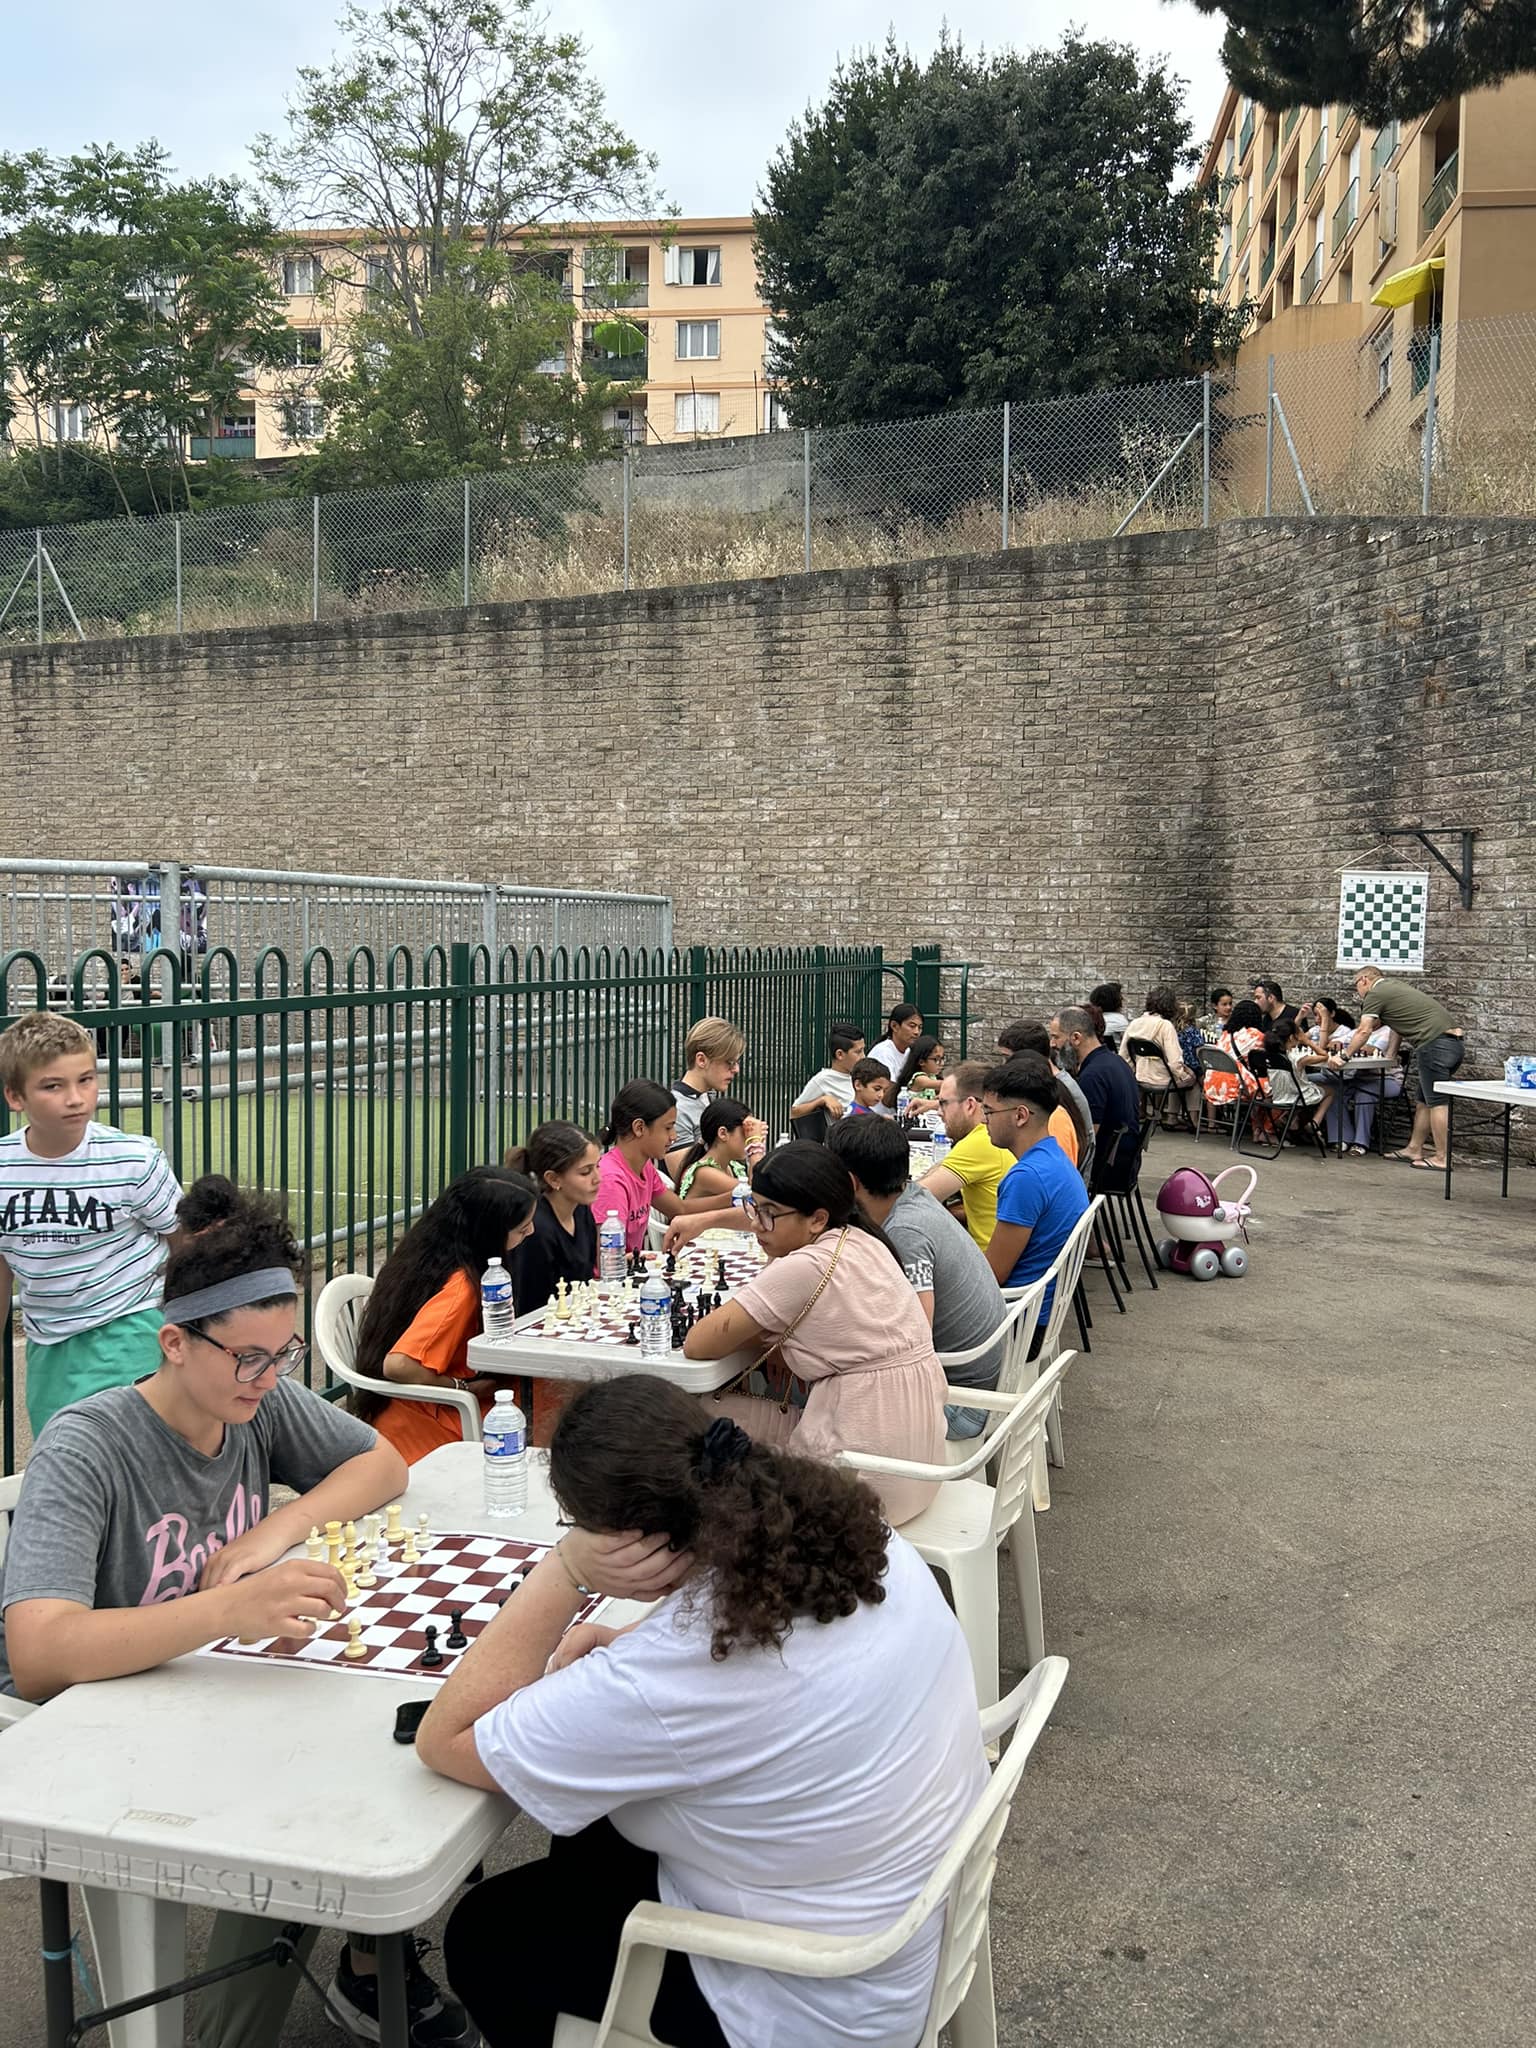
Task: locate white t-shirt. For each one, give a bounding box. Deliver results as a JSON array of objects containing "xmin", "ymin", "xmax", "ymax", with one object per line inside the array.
[
  {"xmin": 475, "ymin": 1535, "xmax": 986, "ymax": 2048},
  {"xmin": 0, "ymin": 1124, "xmax": 181, "ymax": 1343},
  {"xmin": 868, "ymin": 1039, "xmax": 906, "ymax": 1086},
  {"xmin": 790, "ymin": 1065, "xmax": 855, "ymax": 1115}
]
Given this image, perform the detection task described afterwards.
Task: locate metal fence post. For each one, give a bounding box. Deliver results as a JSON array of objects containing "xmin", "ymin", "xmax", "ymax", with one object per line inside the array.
[
  {"xmin": 622, "ymin": 449, "xmax": 631, "ymax": 593},
  {"xmin": 174, "ymin": 518, "xmax": 183, "ymax": 634},
  {"xmin": 447, "ymin": 940, "xmax": 472, "ymax": 1183},
  {"xmin": 1001, "ymin": 401, "xmax": 1011, "ymax": 551},
  {"xmin": 158, "ymin": 859, "xmax": 184, "ymax": 1181},
  {"xmin": 34, "ymin": 529, "xmax": 42, "ymax": 647},
  {"xmin": 462, "ymin": 478, "xmax": 471, "ymax": 607},
  {"xmin": 687, "ymin": 944, "xmax": 709, "ymax": 1029},
  {"xmin": 482, "ymin": 884, "xmax": 499, "ymax": 960},
  {"xmin": 1420, "ymin": 329, "xmax": 1442, "ymax": 515},
  {"xmin": 1264, "ymin": 355, "xmax": 1276, "ymax": 516},
  {"xmin": 311, "ymin": 497, "xmax": 320, "ymax": 624},
  {"xmin": 802, "ymin": 430, "xmax": 812, "ymax": 573},
  {"xmin": 1201, "ymin": 372, "xmax": 1212, "ymax": 529}
]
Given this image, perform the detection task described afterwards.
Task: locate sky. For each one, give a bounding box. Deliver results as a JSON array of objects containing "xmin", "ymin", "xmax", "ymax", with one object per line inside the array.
[{"xmin": 0, "ymin": 1, "xmax": 1231, "ymax": 217}]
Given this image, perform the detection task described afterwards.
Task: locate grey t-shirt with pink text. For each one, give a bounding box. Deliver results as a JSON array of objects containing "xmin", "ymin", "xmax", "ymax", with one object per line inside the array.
[{"xmin": 0, "ymin": 1378, "xmax": 375, "ymax": 1695}]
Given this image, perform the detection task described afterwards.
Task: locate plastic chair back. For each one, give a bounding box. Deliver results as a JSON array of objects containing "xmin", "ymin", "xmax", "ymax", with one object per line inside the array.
[
  {"xmin": 982, "ymin": 1356, "xmax": 1068, "ymax": 1545},
  {"xmin": 313, "ymin": 1273, "xmax": 486, "ymax": 1444}
]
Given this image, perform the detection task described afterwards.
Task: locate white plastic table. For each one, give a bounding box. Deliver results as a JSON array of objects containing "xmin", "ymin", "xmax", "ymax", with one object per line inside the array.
[
  {"xmin": 468, "ymin": 1316, "xmax": 748, "ymax": 1393},
  {"xmin": 1435, "ymin": 1079, "xmax": 1532, "ymax": 1200},
  {"xmin": 0, "ymin": 1440, "xmax": 625, "ymax": 2048}
]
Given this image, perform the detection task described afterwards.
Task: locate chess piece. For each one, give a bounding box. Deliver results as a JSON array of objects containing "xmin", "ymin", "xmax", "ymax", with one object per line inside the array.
[
  {"xmin": 341, "ymin": 1560, "xmax": 358, "ymax": 1606},
  {"xmin": 305, "ymin": 1526, "xmax": 324, "ymax": 1563},
  {"xmin": 445, "ymin": 1611, "xmax": 468, "ymax": 1650},
  {"xmin": 554, "ymin": 1278, "xmax": 571, "ymax": 1319},
  {"xmin": 416, "ymin": 1511, "xmax": 431, "ymax": 1550},
  {"xmin": 374, "ymin": 1528, "xmax": 391, "ymax": 1573},
  {"xmin": 343, "ymin": 1616, "xmax": 367, "ymax": 1661},
  {"xmin": 419, "ymin": 1624, "xmax": 444, "ymax": 1669},
  {"xmin": 385, "ymin": 1502, "xmax": 404, "ymax": 1544},
  {"xmin": 355, "ymin": 1560, "xmax": 376, "ymax": 1589},
  {"xmin": 362, "ymin": 1512, "xmax": 380, "ymax": 1553},
  {"xmin": 344, "ymin": 1520, "xmax": 357, "ymax": 1553},
  {"xmin": 402, "ymin": 1533, "xmax": 420, "ymax": 1565}
]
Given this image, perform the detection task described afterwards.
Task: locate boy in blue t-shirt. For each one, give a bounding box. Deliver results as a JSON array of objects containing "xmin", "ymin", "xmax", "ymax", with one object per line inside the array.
[{"xmin": 978, "ymin": 1055, "xmax": 1090, "ymax": 1310}]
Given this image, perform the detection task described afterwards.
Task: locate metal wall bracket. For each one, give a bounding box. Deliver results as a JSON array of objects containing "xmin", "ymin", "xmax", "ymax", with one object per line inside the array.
[{"xmin": 1386, "ymin": 828, "xmax": 1476, "ymax": 910}]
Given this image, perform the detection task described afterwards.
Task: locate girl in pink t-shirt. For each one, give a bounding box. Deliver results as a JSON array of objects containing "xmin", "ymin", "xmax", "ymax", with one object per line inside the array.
[{"xmin": 594, "ymin": 1081, "xmax": 696, "ymax": 1252}]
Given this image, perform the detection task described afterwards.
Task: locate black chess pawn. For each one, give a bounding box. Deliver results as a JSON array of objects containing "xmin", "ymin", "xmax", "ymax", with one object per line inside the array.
[
  {"xmin": 419, "ymin": 1624, "xmax": 444, "ymax": 1669},
  {"xmin": 664, "ymin": 1252, "xmax": 676, "ymax": 1280},
  {"xmin": 625, "ymin": 1319, "xmax": 640, "ymax": 1344},
  {"xmin": 445, "ymin": 1611, "xmax": 468, "ymax": 1650}
]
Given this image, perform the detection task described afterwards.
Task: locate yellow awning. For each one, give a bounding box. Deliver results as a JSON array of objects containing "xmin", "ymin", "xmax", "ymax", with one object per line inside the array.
[{"xmin": 1371, "ymin": 257, "xmax": 1445, "ymax": 309}]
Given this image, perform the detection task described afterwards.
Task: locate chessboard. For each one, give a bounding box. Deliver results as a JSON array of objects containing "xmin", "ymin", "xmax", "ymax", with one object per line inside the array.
[
  {"xmin": 199, "ymin": 1529, "xmax": 602, "ymax": 1683},
  {"xmin": 528, "ymin": 1242, "xmax": 765, "ymax": 1350}
]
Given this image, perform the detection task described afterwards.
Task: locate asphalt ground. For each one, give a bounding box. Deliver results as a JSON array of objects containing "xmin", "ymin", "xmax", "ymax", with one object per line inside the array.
[{"xmin": 0, "ymin": 1135, "xmax": 1530, "ymax": 2045}]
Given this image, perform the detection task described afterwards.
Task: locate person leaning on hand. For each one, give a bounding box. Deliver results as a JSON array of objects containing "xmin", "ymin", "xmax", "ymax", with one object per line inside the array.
[{"xmin": 1343, "ymin": 965, "xmax": 1464, "ymax": 1168}]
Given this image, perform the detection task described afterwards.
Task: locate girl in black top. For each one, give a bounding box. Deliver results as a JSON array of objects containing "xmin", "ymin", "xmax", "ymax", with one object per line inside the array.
[{"xmin": 504, "ymin": 1123, "xmax": 602, "ymax": 1316}]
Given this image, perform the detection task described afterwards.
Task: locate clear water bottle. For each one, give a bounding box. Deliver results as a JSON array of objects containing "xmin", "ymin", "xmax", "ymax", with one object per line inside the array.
[
  {"xmin": 929, "ymin": 1127, "xmax": 952, "ymax": 1163},
  {"xmin": 637, "ymin": 1273, "xmax": 671, "ymax": 1357},
  {"xmin": 598, "ymin": 1210, "xmax": 625, "ymax": 1287},
  {"xmin": 480, "ymin": 1256, "xmax": 515, "ymax": 1341},
  {"xmin": 483, "ymin": 1389, "xmax": 527, "ymax": 1516},
  {"xmin": 730, "ymin": 1179, "xmax": 753, "ymax": 1228},
  {"xmin": 896, "ymin": 1088, "xmax": 913, "ymax": 1122}
]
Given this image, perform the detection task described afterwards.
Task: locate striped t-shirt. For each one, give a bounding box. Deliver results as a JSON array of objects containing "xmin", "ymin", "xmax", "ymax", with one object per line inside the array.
[{"xmin": 0, "ymin": 1124, "xmax": 182, "ymax": 1345}]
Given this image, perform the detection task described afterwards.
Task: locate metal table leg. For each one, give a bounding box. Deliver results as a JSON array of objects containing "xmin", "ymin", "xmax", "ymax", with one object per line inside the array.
[
  {"xmin": 1444, "ymin": 1093, "xmax": 1454, "ymax": 1201},
  {"xmin": 1502, "ymin": 1105, "xmax": 1511, "ymax": 1198},
  {"xmin": 40, "ymin": 1881, "xmax": 75, "ymax": 2048},
  {"xmin": 377, "ymin": 1933, "xmax": 411, "ymax": 2048}
]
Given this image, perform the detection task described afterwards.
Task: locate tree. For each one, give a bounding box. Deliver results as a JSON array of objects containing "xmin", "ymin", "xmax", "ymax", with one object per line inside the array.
[
  {"xmin": 256, "ymin": 0, "xmax": 662, "ymax": 482},
  {"xmin": 1189, "ymin": 0, "xmax": 1536, "ymax": 124},
  {"xmin": 756, "ymin": 33, "xmax": 1244, "ymax": 429},
  {"xmin": 0, "ymin": 145, "xmax": 291, "ymax": 517}
]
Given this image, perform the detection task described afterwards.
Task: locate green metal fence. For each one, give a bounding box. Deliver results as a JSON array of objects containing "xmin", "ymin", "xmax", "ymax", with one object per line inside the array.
[{"xmin": 0, "ymin": 939, "xmax": 970, "ymax": 1471}]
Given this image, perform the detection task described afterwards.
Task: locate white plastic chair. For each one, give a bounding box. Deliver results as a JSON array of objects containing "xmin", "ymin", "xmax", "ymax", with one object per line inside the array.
[
  {"xmin": 313, "ymin": 1273, "xmax": 484, "ymax": 1443},
  {"xmin": 841, "ymin": 1356, "xmax": 1073, "ymax": 1713},
  {"xmin": 1008, "ymin": 1198, "xmax": 1099, "ymax": 1479},
  {"xmin": 551, "ymin": 1655, "xmax": 1070, "ymax": 2048},
  {"xmin": 941, "ymin": 1279, "xmax": 1048, "ymax": 1468},
  {"xmin": 0, "ymin": 1473, "xmax": 187, "ymax": 2048}
]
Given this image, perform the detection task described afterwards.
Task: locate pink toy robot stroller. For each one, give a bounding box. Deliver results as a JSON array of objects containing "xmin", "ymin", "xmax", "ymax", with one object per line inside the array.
[{"xmin": 1153, "ymin": 1164, "xmax": 1256, "ymax": 1280}]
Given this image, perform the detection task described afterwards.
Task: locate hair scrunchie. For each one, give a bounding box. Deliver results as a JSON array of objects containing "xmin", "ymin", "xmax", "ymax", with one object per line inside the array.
[{"xmin": 697, "ymin": 1416, "xmax": 753, "ymax": 1482}]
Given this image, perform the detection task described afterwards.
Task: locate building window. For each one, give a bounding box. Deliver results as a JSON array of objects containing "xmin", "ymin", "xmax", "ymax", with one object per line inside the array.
[
  {"xmin": 675, "ymin": 391, "xmax": 720, "ymax": 434},
  {"xmin": 283, "ymin": 255, "xmax": 317, "ymax": 296},
  {"xmin": 1372, "ymin": 326, "xmax": 1393, "ymax": 399},
  {"xmin": 665, "ymin": 245, "xmax": 721, "ymax": 287},
  {"xmin": 763, "ymin": 390, "xmax": 791, "ymax": 432},
  {"xmin": 291, "ymin": 328, "xmax": 323, "ymax": 365},
  {"xmin": 51, "ymin": 404, "xmax": 90, "ymax": 443},
  {"xmin": 293, "ymin": 401, "xmax": 326, "ymax": 440},
  {"xmin": 676, "ymin": 319, "xmax": 720, "ymax": 360},
  {"xmin": 366, "ymin": 255, "xmax": 391, "ymax": 304}
]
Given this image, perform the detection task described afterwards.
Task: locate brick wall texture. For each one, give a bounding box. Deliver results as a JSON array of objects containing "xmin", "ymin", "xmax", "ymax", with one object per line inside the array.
[{"xmin": 2, "ymin": 516, "xmax": 1533, "ymax": 1074}]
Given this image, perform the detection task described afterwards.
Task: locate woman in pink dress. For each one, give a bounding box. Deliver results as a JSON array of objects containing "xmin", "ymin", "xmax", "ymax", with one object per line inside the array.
[{"xmin": 673, "ymin": 1143, "xmax": 947, "ymax": 1525}]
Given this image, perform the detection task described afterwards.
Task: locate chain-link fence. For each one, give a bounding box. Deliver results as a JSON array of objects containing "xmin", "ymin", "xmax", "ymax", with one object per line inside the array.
[{"xmin": 3, "ymin": 310, "xmax": 1533, "ymax": 648}]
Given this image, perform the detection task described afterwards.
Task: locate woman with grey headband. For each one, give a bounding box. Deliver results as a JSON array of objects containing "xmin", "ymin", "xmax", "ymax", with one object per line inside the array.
[{"xmin": 0, "ymin": 1190, "xmax": 475, "ymax": 2047}]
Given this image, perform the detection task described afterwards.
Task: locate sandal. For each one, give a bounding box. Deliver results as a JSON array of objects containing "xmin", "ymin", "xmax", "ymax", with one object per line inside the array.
[
  {"xmin": 1407, "ymin": 1157, "xmax": 1440, "ymax": 1170},
  {"xmin": 1386, "ymin": 1151, "xmax": 1422, "ymax": 1165}
]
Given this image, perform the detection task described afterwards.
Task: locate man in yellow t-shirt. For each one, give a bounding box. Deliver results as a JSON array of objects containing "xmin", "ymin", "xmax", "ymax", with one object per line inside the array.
[{"xmin": 920, "ymin": 1061, "xmax": 1019, "ymax": 1247}]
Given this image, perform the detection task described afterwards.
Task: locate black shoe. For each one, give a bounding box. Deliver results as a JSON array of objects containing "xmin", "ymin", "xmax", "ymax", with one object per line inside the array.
[{"xmin": 326, "ymin": 1939, "xmax": 477, "ymax": 2045}]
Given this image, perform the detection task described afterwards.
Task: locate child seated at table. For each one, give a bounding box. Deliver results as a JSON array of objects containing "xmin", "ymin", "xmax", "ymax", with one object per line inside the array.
[
  {"xmin": 894, "ymin": 1033, "xmax": 945, "ymax": 1102},
  {"xmin": 788, "ymin": 1021, "xmax": 867, "ymax": 1135},
  {"xmin": 846, "ymin": 1058, "xmax": 897, "ymax": 1116},
  {"xmin": 352, "ymin": 1165, "xmax": 536, "ymax": 1464},
  {"xmin": 0, "ymin": 1191, "xmax": 468, "ymax": 2046},
  {"xmin": 593, "ymin": 1081, "xmax": 706, "ymax": 1252},
  {"xmin": 504, "ymin": 1123, "xmax": 602, "ymax": 1314},
  {"xmin": 672, "ymin": 1097, "xmax": 766, "ymax": 1200}
]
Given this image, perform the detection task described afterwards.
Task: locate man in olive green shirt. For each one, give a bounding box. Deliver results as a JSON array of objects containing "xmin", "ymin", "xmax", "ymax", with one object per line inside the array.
[{"xmin": 1342, "ymin": 966, "xmax": 1464, "ymax": 1167}]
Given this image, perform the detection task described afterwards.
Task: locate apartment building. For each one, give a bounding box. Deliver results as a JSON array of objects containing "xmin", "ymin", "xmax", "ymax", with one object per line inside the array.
[{"xmin": 1201, "ymin": 73, "xmax": 1536, "ymax": 466}]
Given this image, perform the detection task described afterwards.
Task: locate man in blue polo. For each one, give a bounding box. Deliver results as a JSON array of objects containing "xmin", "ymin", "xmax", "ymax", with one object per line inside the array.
[{"xmin": 1050, "ymin": 1004, "xmax": 1141, "ymax": 1187}]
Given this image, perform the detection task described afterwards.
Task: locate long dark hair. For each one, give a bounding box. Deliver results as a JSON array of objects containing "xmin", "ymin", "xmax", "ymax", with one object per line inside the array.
[
  {"xmin": 1313, "ymin": 998, "xmax": 1356, "ymax": 1031},
  {"xmin": 353, "ymin": 1165, "xmax": 536, "ymax": 1422},
  {"xmin": 550, "ymin": 1377, "xmax": 890, "ymax": 1661},
  {"xmin": 599, "ymin": 1080, "xmax": 674, "ymax": 1149},
  {"xmin": 752, "ymin": 1141, "xmax": 903, "ymax": 1267},
  {"xmin": 504, "ymin": 1121, "xmax": 593, "ymax": 1192},
  {"xmin": 675, "ymin": 1095, "xmax": 751, "ymax": 1183},
  {"xmin": 1227, "ymin": 998, "xmax": 1268, "ymax": 1036},
  {"xmin": 894, "ymin": 1033, "xmax": 942, "ymax": 1092}
]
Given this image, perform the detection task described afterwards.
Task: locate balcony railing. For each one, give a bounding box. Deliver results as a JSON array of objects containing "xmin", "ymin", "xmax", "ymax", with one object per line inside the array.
[
  {"xmin": 1304, "ymin": 136, "xmax": 1326, "ymax": 198},
  {"xmin": 1239, "ymin": 105, "xmax": 1255, "ymax": 159},
  {"xmin": 1235, "ymin": 199, "xmax": 1251, "ymax": 247},
  {"xmin": 189, "ymin": 435, "xmax": 256, "ymax": 460},
  {"xmin": 1279, "ymin": 200, "xmax": 1297, "ymax": 247},
  {"xmin": 1217, "ymin": 251, "xmax": 1231, "ymax": 291},
  {"xmin": 583, "ymin": 350, "xmax": 648, "ymax": 380},
  {"xmin": 1263, "ymin": 141, "xmax": 1278, "ymax": 190},
  {"xmin": 1423, "ymin": 151, "xmax": 1460, "ymax": 235},
  {"xmin": 583, "ymin": 282, "xmax": 649, "ymax": 307},
  {"xmin": 1283, "ymin": 105, "xmax": 1301, "ymax": 141},
  {"xmin": 1370, "ymin": 121, "xmax": 1399, "ymax": 188},
  {"xmin": 1300, "ymin": 246, "xmax": 1322, "ymax": 301},
  {"xmin": 1409, "ymin": 326, "xmax": 1439, "ymax": 397},
  {"xmin": 1261, "ymin": 243, "xmax": 1276, "ymax": 287},
  {"xmin": 1331, "ymin": 179, "xmax": 1360, "ymax": 254}
]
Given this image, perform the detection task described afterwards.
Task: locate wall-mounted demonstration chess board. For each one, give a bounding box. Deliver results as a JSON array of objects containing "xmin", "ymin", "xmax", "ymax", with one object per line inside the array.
[{"xmin": 200, "ymin": 1528, "xmax": 602, "ymax": 1682}]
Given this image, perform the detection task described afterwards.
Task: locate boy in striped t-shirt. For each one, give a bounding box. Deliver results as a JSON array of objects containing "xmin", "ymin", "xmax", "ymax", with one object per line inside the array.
[{"xmin": 0, "ymin": 1013, "xmax": 182, "ymax": 1437}]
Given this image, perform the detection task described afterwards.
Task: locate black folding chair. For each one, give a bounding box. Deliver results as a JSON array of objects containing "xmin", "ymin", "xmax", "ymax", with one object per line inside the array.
[
  {"xmin": 1124, "ymin": 1035, "xmax": 1182, "ymax": 1131},
  {"xmin": 1091, "ymin": 1118, "xmax": 1160, "ymax": 1288}
]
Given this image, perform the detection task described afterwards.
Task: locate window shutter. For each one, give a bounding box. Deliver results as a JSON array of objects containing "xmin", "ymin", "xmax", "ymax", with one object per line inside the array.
[{"xmin": 664, "ymin": 245, "xmax": 680, "ymax": 286}]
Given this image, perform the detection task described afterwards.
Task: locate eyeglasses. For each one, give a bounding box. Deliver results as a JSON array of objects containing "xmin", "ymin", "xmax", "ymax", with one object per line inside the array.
[
  {"xmin": 190, "ymin": 1329, "xmax": 308, "ymax": 1383},
  {"xmin": 978, "ymin": 1102, "xmax": 1011, "ymax": 1121},
  {"xmin": 739, "ymin": 1195, "xmax": 794, "ymax": 1233}
]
